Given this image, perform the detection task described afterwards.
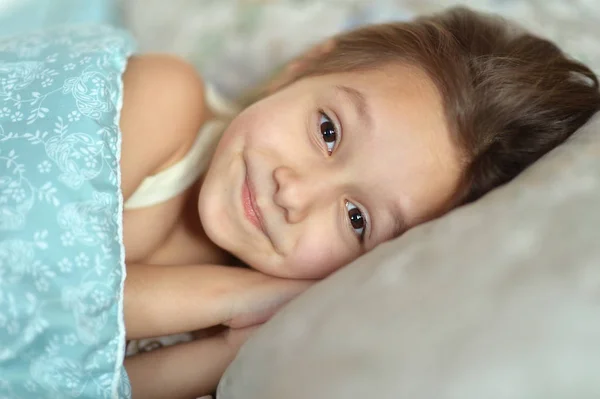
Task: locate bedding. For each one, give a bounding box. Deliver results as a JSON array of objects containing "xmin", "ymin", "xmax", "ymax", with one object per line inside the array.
[
  {"xmin": 0, "ymin": 25, "xmax": 134, "ymax": 398},
  {"xmin": 123, "ymin": 0, "xmax": 600, "ymax": 100},
  {"xmin": 1, "ymin": 1, "xmax": 598, "ymax": 397},
  {"xmin": 218, "ymin": 112, "xmax": 600, "ymax": 398},
  {"xmin": 0, "ymin": 0, "xmax": 123, "ymax": 37},
  {"xmin": 120, "ymin": 3, "xmax": 600, "ymax": 396}
]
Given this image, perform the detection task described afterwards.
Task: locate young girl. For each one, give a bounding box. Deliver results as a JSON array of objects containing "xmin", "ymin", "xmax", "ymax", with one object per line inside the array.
[{"xmin": 119, "ymin": 6, "xmax": 600, "ymax": 398}]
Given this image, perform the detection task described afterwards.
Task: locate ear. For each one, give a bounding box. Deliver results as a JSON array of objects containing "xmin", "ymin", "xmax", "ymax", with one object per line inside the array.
[{"xmin": 265, "ymin": 39, "xmax": 336, "ymax": 94}]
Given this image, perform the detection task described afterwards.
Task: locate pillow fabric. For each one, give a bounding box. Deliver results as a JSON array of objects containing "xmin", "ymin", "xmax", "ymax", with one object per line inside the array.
[
  {"xmin": 218, "ymin": 112, "xmax": 600, "ymax": 398},
  {"xmin": 124, "ymin": 0, "xmax": 600, "ymax": 100},
  {"xmin": 0, "ymin": 25, "xmax": 134, "ymax": 398}
]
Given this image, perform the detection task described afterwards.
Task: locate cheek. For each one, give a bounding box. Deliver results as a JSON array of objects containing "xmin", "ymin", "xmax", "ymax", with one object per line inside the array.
[
  {"xmin": 213, "ymin": 110, "xmax": 254, "ymax": 156},
  {"xmin": 244, "ymin": 96, "xmax": 308, "ymax": 148},
  {"xmin": 285, "ymin": 233, "xmax": 357, "ymax": 279}
]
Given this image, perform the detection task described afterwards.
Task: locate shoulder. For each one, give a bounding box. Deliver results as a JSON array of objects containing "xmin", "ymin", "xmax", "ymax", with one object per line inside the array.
[
  {"xmin": 119, "ymin": 54, "xmax": 208, "ymax": 198},
  {"xmin": 122, "ymin": 53, "xmax": 207, "ymax": 142},
  {"xmin": 123, "ymin": 54, "xmax": 206, "ymax": 111}
]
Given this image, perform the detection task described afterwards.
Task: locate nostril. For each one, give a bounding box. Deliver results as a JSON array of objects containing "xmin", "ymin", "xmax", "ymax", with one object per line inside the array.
[
  {"xmin": 272, "ymin": 166, "xmax": 306, "ymax": 223},
  {"xmin": 273, "ymin": 166, "xmax": 289, "ymax": 189},
  {"xmin": 273, "ymin": 173, "xmax": 281, "ymax": 193},
  {"xmin": 282, "ymin": 207, "xmax": 290, "ymax": 223}
]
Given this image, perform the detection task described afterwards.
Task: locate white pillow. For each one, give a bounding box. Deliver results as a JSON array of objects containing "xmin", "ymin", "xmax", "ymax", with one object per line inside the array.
[{"xmin": 218, "ymin": 112, "xmax": 600, "ymax": 399}]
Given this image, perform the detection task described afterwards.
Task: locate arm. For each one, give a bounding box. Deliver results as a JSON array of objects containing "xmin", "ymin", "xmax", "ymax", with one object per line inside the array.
[
  {"xmin": 124, "ymin": 263, "xmax": 312, "ymax": 339},
  {"xmin": 119, "ymin": 54, "xmax": 207, "ymax": 200},
  {"xmin": 124, "ymin": 263, "xmax": 312, "ymax": 398},
  {"xmin": 125, "ymin": 326, "xmax": 257, "ymax": 399},
  {"xmin": 119, "ymin": 54, "xmax": 209, "ymax": 262}
]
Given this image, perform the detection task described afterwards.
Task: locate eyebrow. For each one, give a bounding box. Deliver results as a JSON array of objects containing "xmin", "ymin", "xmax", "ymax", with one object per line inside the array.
[
  {"xmin": 390, "ymin": 210, "xmax": 408, "ymax": 239},
  {"xmin": 368, "ymin": 208, "xmax": 407, "ymax": 248},
  {"xmin": 334, "ymin": 85, "xmax": 406, "ymax": 244},
  {"xmin": 334, "ymin": 85, "xmax": 373, "ymax": 132}
]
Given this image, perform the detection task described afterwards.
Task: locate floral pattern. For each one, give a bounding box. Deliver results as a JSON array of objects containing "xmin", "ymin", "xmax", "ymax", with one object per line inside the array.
[{"xmin": 0, "ymin": 25, "xmax": 134, "ymax": 398}]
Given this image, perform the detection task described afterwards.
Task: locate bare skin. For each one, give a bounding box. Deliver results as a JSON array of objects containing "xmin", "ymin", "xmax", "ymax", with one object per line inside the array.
[
  {"xmin": 119, "ymin": 55, "xmax": 313, "ymax": 399},
  {"xmin": 120, "ymin": 42, "xmax": 463, "ymax": 397}
]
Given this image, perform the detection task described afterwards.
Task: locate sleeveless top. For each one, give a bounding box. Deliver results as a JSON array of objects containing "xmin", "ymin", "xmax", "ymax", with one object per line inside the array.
[{"xmin": 124, "ymin": 84, "xmax": 239, "ymax": 209}]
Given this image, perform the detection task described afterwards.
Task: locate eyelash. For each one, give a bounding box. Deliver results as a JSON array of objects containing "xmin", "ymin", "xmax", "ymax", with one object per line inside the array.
[
  {"xmin": 317, "ymin": 110, "xmax": 368, "ymax": 242},
  {"xmin": 318, "ymin": 111, "xmax": 338, "ymax": 155}
]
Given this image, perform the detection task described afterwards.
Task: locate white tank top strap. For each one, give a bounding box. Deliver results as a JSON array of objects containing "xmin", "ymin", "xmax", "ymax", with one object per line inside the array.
[
  {"xmin": 123, "ymin": 120, "xmax": 225, "ymax": 209},
  {"xmin": 123, "ymin": 83, "xmax": 238, "ymax": 210},
  {"xmin": 204, "ymin": 83, "xmax": 240, "ymax": 118}
]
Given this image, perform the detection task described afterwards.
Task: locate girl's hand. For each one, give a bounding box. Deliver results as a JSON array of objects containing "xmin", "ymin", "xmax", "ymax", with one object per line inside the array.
[
  {"xmin": 124, "ymin": 264, "xmax": 312, "ymax": 398},
  {"xmin": 124, "ymin": 263, "xmax": 314, "ymax": 340}
]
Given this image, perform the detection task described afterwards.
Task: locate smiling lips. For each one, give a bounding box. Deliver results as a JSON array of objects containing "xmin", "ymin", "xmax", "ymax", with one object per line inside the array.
[{"xmin": 242, "ymin": 170, "xmax": 267, "ymax": 236}]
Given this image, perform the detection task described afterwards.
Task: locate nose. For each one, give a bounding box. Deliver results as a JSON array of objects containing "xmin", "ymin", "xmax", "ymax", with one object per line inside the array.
[{"xmin": 273, "ymin": 166, "xmax": 324, "ymax": 223}]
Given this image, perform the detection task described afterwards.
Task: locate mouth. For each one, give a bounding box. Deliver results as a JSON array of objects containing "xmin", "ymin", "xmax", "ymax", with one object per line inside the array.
[{"xmin": 242, "ymin": 164, "xmax": 269, "ymax": 238}]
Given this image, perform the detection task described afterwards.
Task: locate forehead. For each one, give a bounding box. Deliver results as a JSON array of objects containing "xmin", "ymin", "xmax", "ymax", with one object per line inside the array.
[
  {"xmin": 312, "ymin": 65, "xmax": 464, "ymax": 225},
  {"xmin": 319, "ymin": 64, "xmax": 445, "ymax": 131}
]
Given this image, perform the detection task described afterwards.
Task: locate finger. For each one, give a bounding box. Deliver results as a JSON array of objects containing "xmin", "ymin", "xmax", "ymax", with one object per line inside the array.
[
  {"xmin": 125, "ymin": 263, "xmax": 313, "ymax": 339},
  {"xmin": 224, "ymin": 278, "xmax": 313, "ymax": 329}
]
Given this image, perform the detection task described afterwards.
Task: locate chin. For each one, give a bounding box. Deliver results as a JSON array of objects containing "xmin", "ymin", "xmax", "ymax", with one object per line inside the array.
[{"xmin": 255, "ymin": 259, "xmax": 332, "ymax": 280}]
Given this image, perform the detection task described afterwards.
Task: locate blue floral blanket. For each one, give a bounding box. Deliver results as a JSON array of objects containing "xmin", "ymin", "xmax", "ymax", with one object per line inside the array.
[{"xmin": 0, "ymin": 25, "xmax": 134, "ymax": 398}]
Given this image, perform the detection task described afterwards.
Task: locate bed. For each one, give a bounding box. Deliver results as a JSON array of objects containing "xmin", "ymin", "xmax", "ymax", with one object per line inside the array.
[{"xmin": 1, "ymin": 1, "xmax": 599, "ymax": 398}]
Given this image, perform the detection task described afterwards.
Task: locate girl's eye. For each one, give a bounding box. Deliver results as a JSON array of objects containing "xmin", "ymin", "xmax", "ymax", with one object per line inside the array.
[
  {"xmin": 345, "ymin": 201, "xmax": 366, "ymax": 240},
  {"xmin": 319, "ymin": 112, "xmax": 338, "ymax": 154}
]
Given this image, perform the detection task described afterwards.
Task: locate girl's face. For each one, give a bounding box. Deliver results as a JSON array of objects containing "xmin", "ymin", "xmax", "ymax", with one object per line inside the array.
[{"xmin": 199, "ymin": 65, "xmax": 463, "ymax": 279}]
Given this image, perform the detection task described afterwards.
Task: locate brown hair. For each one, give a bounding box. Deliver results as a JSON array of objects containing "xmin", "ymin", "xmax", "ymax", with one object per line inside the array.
[{"xmin": 248, "ymin": 6, "xmax": 600, "ymax": 206}]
